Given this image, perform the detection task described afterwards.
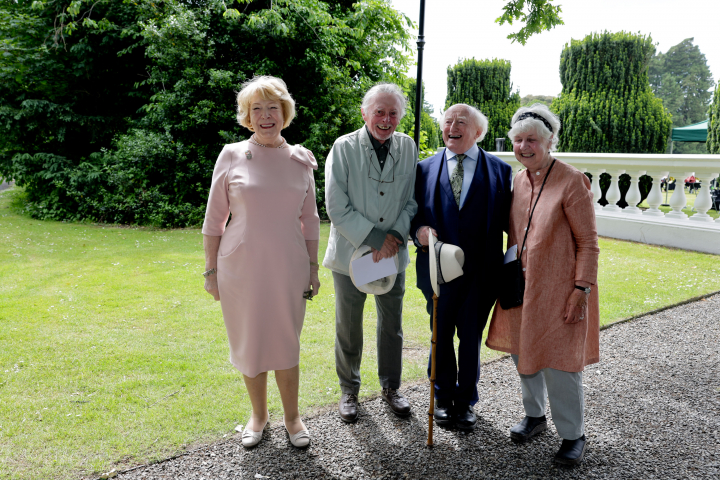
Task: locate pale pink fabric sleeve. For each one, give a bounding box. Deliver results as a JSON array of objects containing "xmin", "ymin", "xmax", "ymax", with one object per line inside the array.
[
  {"xmin": 300, "ymin": 165, "xmax": 320, "ymax": 241},
  {"xmin": 201, "ymin": 146, "xmax": 233, "ymax": 236},
  {"xmin": 563, "ymin": 170, "xmax": 600, "ymax": 285}
]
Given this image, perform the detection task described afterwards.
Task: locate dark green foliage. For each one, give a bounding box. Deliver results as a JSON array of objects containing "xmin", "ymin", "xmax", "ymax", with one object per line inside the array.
[
  {"xmin": 521, "ymin": 94, "xmax": 555, "ymax": 107},
  {"xmin": 397, "ymin": 78, "xmax": 440, "ymax": 158},
  {"xmin": 649, "ymin": 38, "xmax": 714, "ymax": 154},
  {"xmin": 445, "ymin": 58, "xmax": 521, "ymax": 152},
  {"xmin": 552, "ymin": 31, "xmax": 672, "ymax": 155},
  {"xmin": 495, "ymin": 0, "xmax": 564, "ymax": 45},
  {"xmin": 707, "ymin": 85, "xmax": 720, "ymax": 154},
  {"xmin": 551, "ymin": 31, "xmax": 672, "ymax": 206},
  {"xmin": 0, "ymin": 0, "xmax": 413, "ymax": 226}
]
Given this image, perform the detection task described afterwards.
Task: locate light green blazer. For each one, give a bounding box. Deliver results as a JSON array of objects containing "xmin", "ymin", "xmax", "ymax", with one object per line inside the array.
[{"xmin": 323, "ymin": 126, "xmax": 418, "ymax": 276}]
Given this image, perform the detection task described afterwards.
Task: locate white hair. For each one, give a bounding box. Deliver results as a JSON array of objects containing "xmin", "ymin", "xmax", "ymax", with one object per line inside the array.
[
  {"xmin": 361, "ymin": 83, "xmax": 407, "ymax": 120},
  {"xmin": 443, "ymin": 104, "xmax": 489, "ymax": 143},
  {"xmin": 508, "ymin": 103, "xmax": 561, "ymax": 151}
]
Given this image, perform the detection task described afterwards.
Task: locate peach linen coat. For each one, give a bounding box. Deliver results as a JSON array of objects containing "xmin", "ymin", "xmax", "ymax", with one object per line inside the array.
[
  {"xmin": 202, "ymin": 142, "xmax": 320, "ymax": 378},
  {"xmin": 486, "ymin": 159, "xmax": 600, "ymax": 375}
]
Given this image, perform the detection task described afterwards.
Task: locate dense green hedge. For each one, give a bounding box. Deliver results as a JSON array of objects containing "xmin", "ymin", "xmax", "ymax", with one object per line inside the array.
[
  {"xmin": 708, "ymin": 84, "xmax": 720, "ymax": 154},
  {"xmin": 551, "ymin": 31, "xmax": 672, "ymax": 206},
  {"xmin": 445, "ymin": 58, "xmax": 520, "ymax": 151},
  {"xmin": 0, "ymin": 0, "xmax": 413, "ymax": 226}
]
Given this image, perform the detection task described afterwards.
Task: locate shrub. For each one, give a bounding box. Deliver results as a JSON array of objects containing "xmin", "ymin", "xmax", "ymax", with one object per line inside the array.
[
  {"xmin": 551, "ymin": 31, "xmax": 672, "ymax": 206},
  {"xmin": 445, "ymin": 58, "xmax": 521, "ymax": 152}
]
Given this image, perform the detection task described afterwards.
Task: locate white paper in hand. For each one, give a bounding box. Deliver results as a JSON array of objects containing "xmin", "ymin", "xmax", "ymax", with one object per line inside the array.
[
  {"xmin": 351, "ymin": 254, "xmax": 398, "ymax": 286},
  {"xmin": 504, "ymin": 244, "xmax": 518, "ymax": 264}
]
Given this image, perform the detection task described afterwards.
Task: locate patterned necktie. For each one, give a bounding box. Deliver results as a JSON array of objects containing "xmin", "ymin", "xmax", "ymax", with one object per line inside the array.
[{"xmin": 450, "ymin": 154, "xmax": 466, "ymax": 206}]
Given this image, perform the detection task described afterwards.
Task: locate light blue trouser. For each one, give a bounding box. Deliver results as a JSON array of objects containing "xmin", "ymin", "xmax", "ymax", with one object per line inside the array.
[
  {"xmin": 511, "ymin": 354, "xmax": 585, "ymax": 440},
  {"xmin": 333, "ymin": 271, "xmax": 405, "ymax": 395}
]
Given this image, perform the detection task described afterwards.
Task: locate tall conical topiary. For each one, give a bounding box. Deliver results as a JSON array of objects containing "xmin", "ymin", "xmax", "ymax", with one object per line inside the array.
[
  {"xmin": 445, "ymin": 58, "xmax": 520, "ymax": 151},
  {"xmin": 708, "ymin": 84, "xmax": 720, "ymax": 154},
  {"xmin": 551, "ymin": 31, "xmax": 672, "ymax": 153}
]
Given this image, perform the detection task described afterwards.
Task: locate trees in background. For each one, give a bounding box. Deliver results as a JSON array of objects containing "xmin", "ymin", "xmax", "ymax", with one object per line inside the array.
[
  {"xmin": 552, "ymin": 31, "xmax": 672, "ymax": 154},
  {"xmin": 398, "ymin": 78, "xmax": 440, "ymax": 158},
  {"xmin": 521, "ymin": 95, "xmax": 555, "ymax": 107},
  {"xmin": 0, "ymin": 0, "xmax": 413, "ymax": 226},
  {"xmin": 708, "ymin": 85, "xmax": 720, "ymax": 154},
  {"xmin": 445, "ymin": 58, "xmax": 520, "ymax": 152},
  {"xmin": 551, "ymin": 31, "xmax": 672, "ymax": 207},
  {"xmin": 649, "ymin": 38, "xmax": 715, "ymax": 154}
]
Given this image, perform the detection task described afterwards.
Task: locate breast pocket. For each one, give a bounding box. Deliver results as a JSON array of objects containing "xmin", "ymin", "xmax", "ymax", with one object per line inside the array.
[{"xmin": 392, "ymin": 173, "xmax": 412, "ymax": 202}]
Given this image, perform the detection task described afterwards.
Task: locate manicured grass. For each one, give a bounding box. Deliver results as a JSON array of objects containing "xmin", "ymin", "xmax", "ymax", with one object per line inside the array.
[{"xmin": 1, "ymin": 186, "xmax": 719, "ymax": 480}]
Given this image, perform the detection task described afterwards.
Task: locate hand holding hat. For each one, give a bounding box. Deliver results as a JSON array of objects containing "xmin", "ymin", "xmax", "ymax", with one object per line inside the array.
[{"xmin": 428, "ymin": 233, "xmax": 465, "ymax": 297}]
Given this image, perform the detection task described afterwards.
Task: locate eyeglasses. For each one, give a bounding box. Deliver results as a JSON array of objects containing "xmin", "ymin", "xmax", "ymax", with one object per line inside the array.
[
  {"xmin": 303, "ymin": 290, "xmax": 314, "ymax": 301},
  {"xmin": 372, "ymin": 108, "xmax": 399, "ymax": 119},
  {"xmin": 367, "ymin": 147, "xmax": 395, "ymax": 184}
]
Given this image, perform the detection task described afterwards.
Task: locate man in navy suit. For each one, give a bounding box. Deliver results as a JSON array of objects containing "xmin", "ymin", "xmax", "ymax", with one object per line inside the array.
[{"xmin": 411, "ymin": 104, "xmax": 512, "ymax": 430}]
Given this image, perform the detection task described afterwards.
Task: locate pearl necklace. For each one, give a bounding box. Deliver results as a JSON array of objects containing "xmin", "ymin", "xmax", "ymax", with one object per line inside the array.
[{"xmin": 249, "ymin": 134, "xmax": 286, "ymax": 149}]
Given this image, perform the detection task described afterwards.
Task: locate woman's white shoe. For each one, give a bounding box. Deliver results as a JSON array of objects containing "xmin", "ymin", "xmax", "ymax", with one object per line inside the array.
[
  {"xmin": 240, "ymin": 419, "xmax": 267, "ymax": 448},
  {"xmin": 288, "ymin": 428, "xmax": 311, "ymax": 448}
]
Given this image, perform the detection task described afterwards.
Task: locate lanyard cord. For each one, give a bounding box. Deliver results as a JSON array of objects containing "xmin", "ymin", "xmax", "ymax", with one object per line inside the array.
[{"xmin": 519, "ymin": 159, "xmax": 556, "ymax": 257}]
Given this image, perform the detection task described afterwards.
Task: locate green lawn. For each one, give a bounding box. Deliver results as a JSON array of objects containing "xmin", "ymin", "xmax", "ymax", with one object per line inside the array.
[{"xmin": 1, "ymin": 186, "xmax": 719, "ymax": 480}]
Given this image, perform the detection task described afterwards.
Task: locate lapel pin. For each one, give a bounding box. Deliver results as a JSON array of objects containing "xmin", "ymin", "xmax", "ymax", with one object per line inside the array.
[{"xmin": 245, "ymin": 150, "xmax": 252, "ymax": 160}]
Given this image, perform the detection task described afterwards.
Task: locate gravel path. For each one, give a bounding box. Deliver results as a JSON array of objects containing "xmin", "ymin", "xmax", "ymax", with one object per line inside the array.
[{"xmin": 119, "ymin": 294, "xmax": 720, "ymax": 479}]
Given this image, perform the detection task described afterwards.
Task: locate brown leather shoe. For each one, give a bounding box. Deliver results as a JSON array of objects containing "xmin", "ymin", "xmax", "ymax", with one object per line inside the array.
[
  {"xmin": 339, "ymin": 393, "xmax": 358, "ymax": 423},
  {"xmin": 381, "ymin": 388, "xmax": 412, "ymax": 417}
]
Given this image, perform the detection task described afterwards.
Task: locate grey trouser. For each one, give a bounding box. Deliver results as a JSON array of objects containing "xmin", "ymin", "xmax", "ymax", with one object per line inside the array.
[
  {"xmin": 511, "ymin": 355, "xmax": 585, "ymax": 440},
  {"xmin": 333, "ymin": 271, "xmax": 405, "ymax": 395}
]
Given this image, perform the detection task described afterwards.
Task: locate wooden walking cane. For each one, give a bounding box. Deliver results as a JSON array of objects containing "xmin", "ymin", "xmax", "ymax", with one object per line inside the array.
[{"xmin": 427, "ymin": 293, "xmax": 438, "ymax": 446}]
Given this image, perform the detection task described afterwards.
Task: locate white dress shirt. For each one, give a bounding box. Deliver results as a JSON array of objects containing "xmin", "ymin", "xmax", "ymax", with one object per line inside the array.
[{"xmin": 446, "ymin": 144, "xmax": 480, "ymax": 209}]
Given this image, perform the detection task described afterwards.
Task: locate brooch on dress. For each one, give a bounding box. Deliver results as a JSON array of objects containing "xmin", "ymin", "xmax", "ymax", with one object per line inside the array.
[{"xmin": 245, "ymin": 150, "xmax": 252, "ymax": 160}]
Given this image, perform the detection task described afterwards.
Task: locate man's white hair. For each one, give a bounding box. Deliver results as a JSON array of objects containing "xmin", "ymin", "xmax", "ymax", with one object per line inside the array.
[
  {"xmin": 508, "ymin": 103, "xmax": 561, "ymax": 151},
  {"xmin": 361, "ymin": 83, "xmax": 407, "ymax": 120},
  {"xmin": 443, "ymin": 104, "xmax": 489, "ymax": 143}
]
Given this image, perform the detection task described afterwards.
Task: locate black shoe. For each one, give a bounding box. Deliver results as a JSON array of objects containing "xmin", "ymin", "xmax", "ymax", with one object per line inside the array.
[
  {"xmin": 553, "ymin": 434, "xmax": 586, "ymax": 465},
  {"xmin": 433, "ymin": 399, "xmax": 453, "ymax": 426},
  {"xmin": 510, "ymin": 415, "xmax": 547, "ymax": 443},
  {"xmin": 338, "ymin": 393, "xmax": 358, "ymax": 423},
  {"xmin": 382, "ymin": 388, "xmax": 412, "ymax": 417},
  {"xmin": 454, "ymin": 404, "xmax": 477, "ymax": 431}
]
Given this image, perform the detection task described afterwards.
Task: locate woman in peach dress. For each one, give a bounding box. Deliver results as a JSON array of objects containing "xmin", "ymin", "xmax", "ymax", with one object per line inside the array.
[
  {"xmin": 486, "ymin": 104, "xmax": 599, "ymax": 466},
  {"xmin": 202, "ymin": 76, "xmax": 320, "ymax": 449}
]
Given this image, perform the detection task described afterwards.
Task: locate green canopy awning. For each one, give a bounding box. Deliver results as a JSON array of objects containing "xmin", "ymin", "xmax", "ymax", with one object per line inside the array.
[{"xmin": 671, "ymin": 120, "xmax": 708, "ymax": 142}]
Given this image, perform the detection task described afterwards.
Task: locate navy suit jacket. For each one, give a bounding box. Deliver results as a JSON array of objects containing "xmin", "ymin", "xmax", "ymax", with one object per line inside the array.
[{"xmin": 411, "ymin": 147, "xmax": 513, "ymax": 300}]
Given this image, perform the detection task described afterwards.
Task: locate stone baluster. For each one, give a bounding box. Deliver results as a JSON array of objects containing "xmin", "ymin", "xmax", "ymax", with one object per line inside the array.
[
  {"xmin": 623, "ymin": 171, "xmax": 646, "ymax": 214},
  {"xmin": 642, "ymin": 171, "xmax": 667, "ymax": 217},
  {"xmin": 689, "ymin": 172, "xmax": 720, "ymax": 222},
  {"xmin": 665, "ymin": 171, "xmax": 693, "ymax": 220},
  {"xmin": 588, "ymin": 169, "xmax": 605, "ymax": 211},
  {"xmin": 603, "ymin": 169, "xmax": 626, "ymax": 212}
]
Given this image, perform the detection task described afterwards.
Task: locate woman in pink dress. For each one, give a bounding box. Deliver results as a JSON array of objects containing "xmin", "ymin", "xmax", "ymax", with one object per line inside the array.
[{"xmin": 201, "ymin": 76, "xmax": 320, "ymax": 449}]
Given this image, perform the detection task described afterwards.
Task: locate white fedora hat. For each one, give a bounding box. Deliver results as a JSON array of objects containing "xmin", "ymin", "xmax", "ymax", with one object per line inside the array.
[
  {"xmin": 428, "ymin": 234, "xmax": 465, "ymax": 297},
  {"xmin": 349, "ymin": 245, "xmax": 400, "ymax": 295}
]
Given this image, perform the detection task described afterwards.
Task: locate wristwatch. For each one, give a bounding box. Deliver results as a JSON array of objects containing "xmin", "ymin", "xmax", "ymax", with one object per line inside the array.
[{"xmin": 575, "ymin": 285, "xmax": 591, "ymax": 294}]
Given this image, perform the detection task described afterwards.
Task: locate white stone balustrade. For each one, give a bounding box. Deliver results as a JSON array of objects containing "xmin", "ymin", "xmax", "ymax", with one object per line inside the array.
[{"xmin": 491, "ymin": 152, "xmax": 720, "ymax": 255}]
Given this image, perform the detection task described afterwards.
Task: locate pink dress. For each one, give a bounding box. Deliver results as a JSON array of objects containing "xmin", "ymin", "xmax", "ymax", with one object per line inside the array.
[{"xmin": 202, "ymin": 141, "xmax": 320, "ymax": 377}]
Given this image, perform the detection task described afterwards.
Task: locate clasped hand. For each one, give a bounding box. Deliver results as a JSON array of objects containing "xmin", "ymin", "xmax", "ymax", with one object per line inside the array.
[{"xmin": 371, "ymin": 234, "xmax": 403, "ymax": 263}]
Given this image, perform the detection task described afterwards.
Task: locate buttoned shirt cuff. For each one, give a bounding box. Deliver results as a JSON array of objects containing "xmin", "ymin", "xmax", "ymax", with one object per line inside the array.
[{"xmin": 363, "ymin": 227, "xmax": 387, "ymax": 251}]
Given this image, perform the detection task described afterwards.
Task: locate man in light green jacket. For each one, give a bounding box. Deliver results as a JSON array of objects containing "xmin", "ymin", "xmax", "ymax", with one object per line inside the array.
[{"xmin": 323, "ymin": 83, "xmax": 418, "ymax": 423}]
